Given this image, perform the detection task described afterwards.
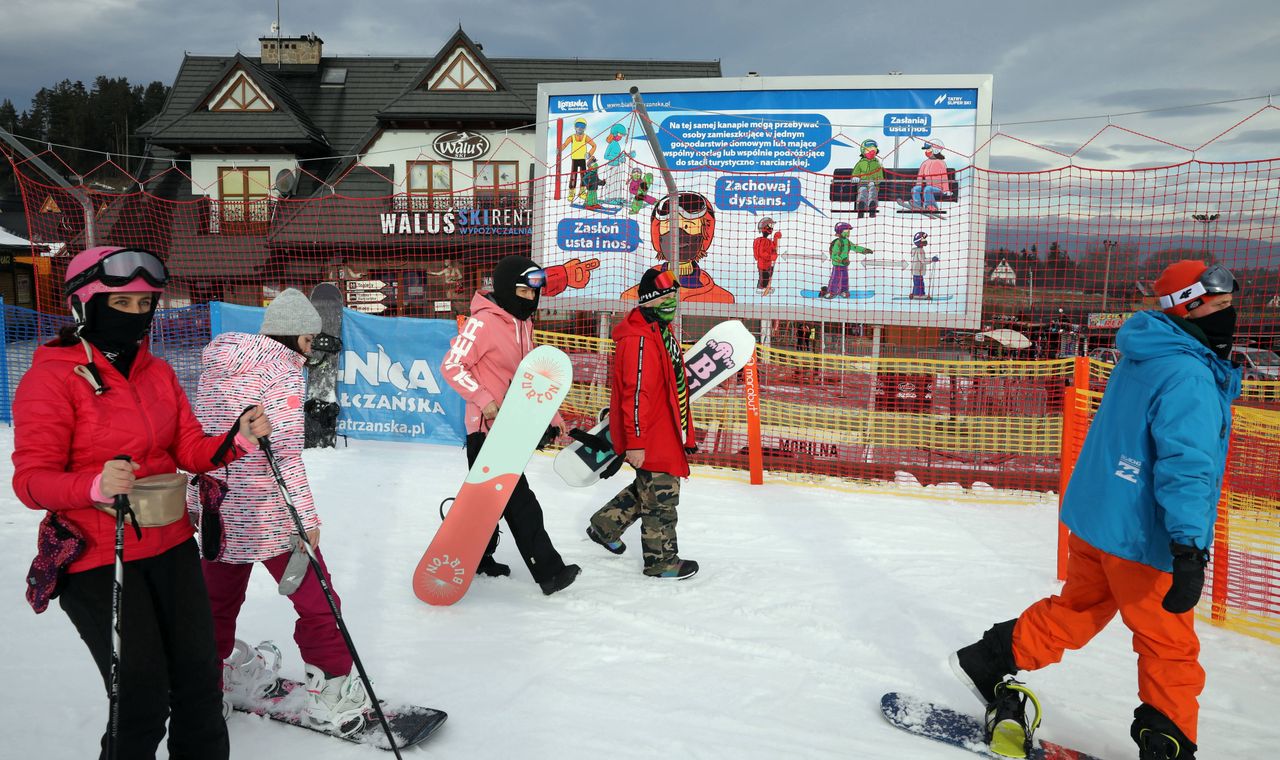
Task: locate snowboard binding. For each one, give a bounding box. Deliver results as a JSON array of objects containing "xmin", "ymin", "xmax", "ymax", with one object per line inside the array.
[{"xmin": 984, "ymin": 678, "xmax": 1041, "ymax": 759}]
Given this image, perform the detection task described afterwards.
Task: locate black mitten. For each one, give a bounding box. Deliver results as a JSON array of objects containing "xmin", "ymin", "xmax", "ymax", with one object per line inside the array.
[{"xmin": 1162, "ymin": 542, "xmax": 1209, "ymax": 614}]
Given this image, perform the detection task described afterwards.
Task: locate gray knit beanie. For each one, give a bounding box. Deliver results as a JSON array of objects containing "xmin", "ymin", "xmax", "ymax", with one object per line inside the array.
[{"xmin": 260, "ymin": 288, "xmax": 323, "ymax": 336}]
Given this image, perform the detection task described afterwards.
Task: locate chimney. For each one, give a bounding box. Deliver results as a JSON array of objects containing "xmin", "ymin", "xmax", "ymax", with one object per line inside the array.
[{"xmin": 260, "ymin": 32, "xmax": 324, "ymax": 65}]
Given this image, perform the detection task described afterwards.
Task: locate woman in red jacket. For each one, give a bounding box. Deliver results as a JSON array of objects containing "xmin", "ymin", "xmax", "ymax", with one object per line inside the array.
[
  {"xmin": 13, "ymin": 246, "xmax": 270, "ymax": 760},
  {"xmin": 585, "ymin": 268, "xmax": 699, "ymax": 579}
]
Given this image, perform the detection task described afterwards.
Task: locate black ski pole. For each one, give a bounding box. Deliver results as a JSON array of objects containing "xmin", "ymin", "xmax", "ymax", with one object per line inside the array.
[
  {"xmin": 258, "ymin": 438, "xmax": 402, "ymax": 758},
  {"xmin": 107, "ymin": 454, "xmax": 141, "ymax": 760}
]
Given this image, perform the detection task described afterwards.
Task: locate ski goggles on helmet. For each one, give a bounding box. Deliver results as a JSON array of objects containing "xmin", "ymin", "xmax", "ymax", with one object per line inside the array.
[
  {"xmin": 517, "ymin": 267, "xmax": 547, "ymax": 289},
  {"xmin": 1157, "ymin": 263, "xmax": 1238, "ymax": 311},
  {"xmin": 65, "ymin": 248, "xmax": 169, "ymax": 297},
  {"xmin": 654, "ymin": 192, "xmax": 711, "ymax": 222}
]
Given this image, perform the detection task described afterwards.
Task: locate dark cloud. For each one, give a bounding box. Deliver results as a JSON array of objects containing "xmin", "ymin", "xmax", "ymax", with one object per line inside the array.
[
  {"xmin": 1, "ymin": 0, "xmax": 1277, "ymax": 170},
  {"xmin": 1217, "ymin": 127, "xmax": 1280, "ymax": 146}
]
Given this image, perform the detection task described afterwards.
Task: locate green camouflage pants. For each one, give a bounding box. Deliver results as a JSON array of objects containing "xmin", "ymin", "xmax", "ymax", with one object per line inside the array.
[{"xmin": 589, "ymin": 470, "xmax": 681, "ymax": 574}]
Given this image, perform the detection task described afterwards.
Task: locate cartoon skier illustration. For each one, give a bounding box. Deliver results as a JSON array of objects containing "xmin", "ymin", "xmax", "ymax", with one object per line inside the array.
[
  {"xmin": 558, "ymin": 118, "xmax": 597, "ymax": 200},
  {"xmin": 622, "ymin": 192, "xmax": 734, "ymax": 304},
  {"xmin": 753, "ymin": 217, "xmax": 782, "ymax": 296},
  {"xmin": 910, "ymin": 140, "xmax": 952, "ymax": 212},
  {"xmin": 852, "ymin": 139, "xmax": 885, "ymax": 218},
  {"xmin": 909, "ymin": 231, "xmax": 941, "ymax": 299},
  {"xmin": 822, "ymin": 222, "xmax": 872, "ymax": 299},
  {"xmin": 580, "ymin": 157, "xmax": 604, "ymax": 210},
  {"xmin": 602, "ymin": 123, "xmax": 635, "ymax": 204},
  {"xmin": 627, "ymin": 169, "xmax": 657, "ymax": 214}
]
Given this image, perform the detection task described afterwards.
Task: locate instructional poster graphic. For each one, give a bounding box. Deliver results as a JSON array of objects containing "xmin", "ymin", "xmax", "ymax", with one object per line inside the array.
[{"xmin": 534, "ymin": 75, "xmax": 993, "ymax": 328}]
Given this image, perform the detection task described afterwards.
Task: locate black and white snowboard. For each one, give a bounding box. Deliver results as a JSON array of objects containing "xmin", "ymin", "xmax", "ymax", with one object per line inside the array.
[
  {"xmin": 233, "ymin": 676, "xmax": 446, "ymax": 751},
  {"xmin": 304, "ymin": 282, "xmax": 344, "ymax": 448},
  {"xmin": 553, "ymin": 320, "xmax": 755, "ymax": 487},
  {"xmin": 880, "ymin": 692, "xmax": 1101, "ymax": 760}
]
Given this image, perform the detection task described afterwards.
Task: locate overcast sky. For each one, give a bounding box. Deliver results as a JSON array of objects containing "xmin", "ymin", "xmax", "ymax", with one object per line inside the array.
[{"xmin": 2, "ymin": 0, "xmax": 1278, "ymax": 169}]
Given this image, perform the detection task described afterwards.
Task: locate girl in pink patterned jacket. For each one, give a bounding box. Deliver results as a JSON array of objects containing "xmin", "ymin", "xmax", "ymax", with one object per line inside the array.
[{"xmin": 187, "ymin": 288, "xmax": 370, "ymax": 735}]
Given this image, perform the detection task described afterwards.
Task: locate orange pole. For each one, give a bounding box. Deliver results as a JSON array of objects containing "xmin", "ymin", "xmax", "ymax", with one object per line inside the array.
[
  {"xmin": 1210, "ymin": 490, "xmax": 1231, "ymax": 623},
  {"xmin": 744, "ymin": 350, "xmax": 764, "ymax": 485},
  {"xmin": 1056, "ymin": 357, "xmax": 1092, "ymax": 581}
]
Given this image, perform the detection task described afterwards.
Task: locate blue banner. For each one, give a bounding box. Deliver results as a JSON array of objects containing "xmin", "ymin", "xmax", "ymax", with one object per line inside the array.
[{"xmin": 210, "ymin": 302, "xmax": 465, "ymax": 446}]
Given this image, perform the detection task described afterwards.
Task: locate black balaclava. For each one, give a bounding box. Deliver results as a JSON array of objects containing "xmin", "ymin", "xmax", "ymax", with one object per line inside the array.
[
  {"xmin": 79, "ymin": 294, "xmax": 155, "ymax": 376},
  {"xmin": 491, "ymin": 255, "xmax": 540, "ymax": 321},
  {"xmin": 1190, "ymin": 305, "xmax": 1236, "ymax": 360}
]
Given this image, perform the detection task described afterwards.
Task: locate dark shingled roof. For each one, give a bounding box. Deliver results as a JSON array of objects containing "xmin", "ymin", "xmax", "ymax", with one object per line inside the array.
[
  {"xmin": 144, "ymin": 54, "xmax": 330, "ymax": 150},
  {"xmin": 138, "ymin": 28, "xmax": 721, "ymax": 197}
]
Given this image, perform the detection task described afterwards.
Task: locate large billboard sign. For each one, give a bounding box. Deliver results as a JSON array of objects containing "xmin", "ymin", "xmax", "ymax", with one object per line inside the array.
[{"xmin": 534, "ymin": 75, "xmax": 993, "ymax": 328}]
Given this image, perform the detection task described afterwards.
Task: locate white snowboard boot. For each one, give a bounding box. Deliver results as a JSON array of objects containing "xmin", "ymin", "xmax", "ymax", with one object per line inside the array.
[
  {"xmin": 303, "ymin": 663, "xmax": 372, "ymax": 737},
  {"xmin": 222, "ymin": 638, "xmax": 285, "ymax": 707}
]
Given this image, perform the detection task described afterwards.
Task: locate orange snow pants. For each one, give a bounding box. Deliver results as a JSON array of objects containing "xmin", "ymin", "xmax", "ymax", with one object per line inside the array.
[{"xmin": 1011, "ymin": 533, "xmax": 1202, "ymax": 742}]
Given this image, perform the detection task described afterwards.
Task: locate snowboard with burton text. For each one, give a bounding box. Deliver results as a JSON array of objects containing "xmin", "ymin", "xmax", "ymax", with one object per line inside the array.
[{"xmin": 413, "ymin": 345, "xmax": 573, "ymax": 605}]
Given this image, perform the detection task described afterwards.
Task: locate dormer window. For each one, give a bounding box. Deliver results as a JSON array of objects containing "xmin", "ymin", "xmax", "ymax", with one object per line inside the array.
[
  {"xmin": 210, "ymin": 72, "xmax": 275, "ymax": 112},
  {"xmin": 428, "ymin": 47, "xmax": 495, "ymax": 91}
]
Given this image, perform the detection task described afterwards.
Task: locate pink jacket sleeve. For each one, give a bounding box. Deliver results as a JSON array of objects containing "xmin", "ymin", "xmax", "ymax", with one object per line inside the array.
[
  {"xmin": 441, "ymin": 315, "xmax": 497, "ymax": 412},
  {"xmin": 255, "ymin": 363, "xmax": 318, "ymax": 530}
]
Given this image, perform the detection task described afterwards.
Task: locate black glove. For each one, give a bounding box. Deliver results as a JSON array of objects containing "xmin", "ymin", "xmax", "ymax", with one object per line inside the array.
[
  {"xmin": 599, "ymin": 456, "xmax": 624, "ymax": 479},
  {"xmin": 1162, "ymin": 542, "xmax": 1209, "ymax": 614},
  {"xmin": 537, "ymin": 426, "xmax": 561, "ymax": 451}
]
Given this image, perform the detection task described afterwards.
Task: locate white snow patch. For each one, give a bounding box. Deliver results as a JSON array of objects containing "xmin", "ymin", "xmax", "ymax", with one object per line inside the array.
[{"xmin": 0, "ymin": 429, "xmax": 1275, "ymax": 759}]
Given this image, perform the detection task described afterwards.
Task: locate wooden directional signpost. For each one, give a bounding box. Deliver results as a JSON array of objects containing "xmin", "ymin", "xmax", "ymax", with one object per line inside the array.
[{"xmin": 345, "ymin": 278, "xmax": 393, "ymax": 314}]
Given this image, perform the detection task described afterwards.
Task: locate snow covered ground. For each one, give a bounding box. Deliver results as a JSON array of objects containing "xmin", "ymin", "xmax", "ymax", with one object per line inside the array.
[{"xmin": 2, "ymin": 429, "xmax": 1276, "ymax": 759}]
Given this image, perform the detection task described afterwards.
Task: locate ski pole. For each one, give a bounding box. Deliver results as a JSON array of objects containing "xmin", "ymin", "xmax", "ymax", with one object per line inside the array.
[
  {"xmin": 258, "ymin": 438, "xmax": 402, "ymax": 758},
  {"xmin": 107, "ymin": 454, "xmax": 141, "ymax": 760}
]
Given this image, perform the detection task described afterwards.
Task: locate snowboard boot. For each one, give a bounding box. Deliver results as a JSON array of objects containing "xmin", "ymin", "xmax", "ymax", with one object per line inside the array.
[
  {"xmin": 539, "ymin": 564, "xmax": 582, "ymax": 596},
  {"xmin": 222, "ymin": 639, "xmax": 287, "ymax": 706},
  {"xmin": 984, "ymin": 678, "xmax": 1041, "ymax": 759},
  {"xmin": 303, "ymin": 663, "xmax": 372, "ymax": 738},
  {"xmin": 476, "ymin": 554, "xmax": 512, "ymax": 577},
  {"xmin": 951, "ymin": 619, "xmax": 1019, "ymax": 704},
  {"xmin": 1132, "ymin": 704, "xmax": 1197, "ymax": 759},
  {"xmin": 645, "ymin": 558, "xmax": 699, "ymax": 580},
  {"xmin": 868, "ymin": 201, "xmax": 878, "ymax": 218},
  {"xmin": 856, "ymin": 201, "xmax": 866, "ymax": 219},
  {"xmin": 586, "ymin": 525, "xmax": 626, "ymax": 555}
]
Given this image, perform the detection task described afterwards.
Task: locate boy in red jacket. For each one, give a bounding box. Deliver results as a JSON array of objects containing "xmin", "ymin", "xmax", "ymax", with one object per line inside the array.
[
  {"xmin": 753, "ymin": 217, "xmax": 781, "ymax": 296},
  {"xmin": 585, "ymin": 269, "xmax": 699, "ymax": 579}
]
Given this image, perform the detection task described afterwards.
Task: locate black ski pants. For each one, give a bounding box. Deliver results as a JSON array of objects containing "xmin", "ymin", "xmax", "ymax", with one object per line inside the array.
[
  {"xmin": 59, "ymin": 538, "xmax": 229, "ymax": 760},
  {"xmin": 466, "ymin": 431, "xmax": 567, "ymax": 584}
]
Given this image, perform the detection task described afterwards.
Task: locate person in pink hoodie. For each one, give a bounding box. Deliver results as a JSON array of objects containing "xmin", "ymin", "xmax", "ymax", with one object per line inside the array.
[
  {"xmin": 911, "ymin": 140, "xmax": 953, "ymax": 212},
  {"xmin": 187, "ymin": 288, "xmax": 371, "ymax": 736},
  {"xmin": 440, "ymin": 255, "xmax": 581, "ymax": 595}
]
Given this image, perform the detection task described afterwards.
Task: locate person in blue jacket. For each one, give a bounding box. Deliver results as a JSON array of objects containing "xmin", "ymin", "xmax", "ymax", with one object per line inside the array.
[{"xmin": 948, "ymin": 260, "xmax": 1242, "ymax": 760}]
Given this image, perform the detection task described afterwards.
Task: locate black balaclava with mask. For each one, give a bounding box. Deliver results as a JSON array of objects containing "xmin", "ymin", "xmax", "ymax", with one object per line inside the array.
[
  {"xmin": 79, "ymin": 294, "xmax": 156, "ymax": 377},
  {"xmin": 491, "ymin": 255, "xmax": 541, "ymax": 322},
  {"xmin": 1190, "ymin": 305, "xmax": 1237, "ymax": 361}
]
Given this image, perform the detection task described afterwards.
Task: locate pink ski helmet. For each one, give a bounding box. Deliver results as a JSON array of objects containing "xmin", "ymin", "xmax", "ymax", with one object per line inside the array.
[{"xmin": 64, "ymin": 246, "xmax": 168, "ymax": 323}]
